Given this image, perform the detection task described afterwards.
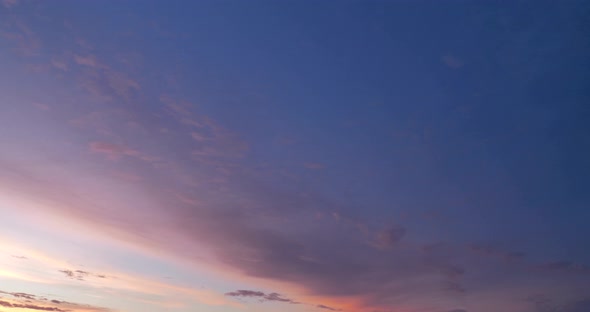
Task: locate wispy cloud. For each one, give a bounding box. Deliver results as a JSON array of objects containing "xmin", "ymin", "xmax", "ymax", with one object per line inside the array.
[
  {"xmin": 370, "ymin": 226, "xmax": 406, "ymax": 250},
  {"xmin": 225, "ymin": 289, "xmax": 299, "ymax": 304},
  {"xmin": 0, "ymin": 300, "xmax": 68, "ymax": 312},
  {"xmin": 160, "ymin": 95, "xmax": 249, "ymax": 159},
  {"xmin": 0, "ymin": 290, "xmax": 113, "ymax": 312},
  {"xmin": 66, "ymin": 51, "xmax": 142, "ymax": 102},
  {"xmin": 0, "ymin": 17, "xmax": 41, "ymax": 55},
  {"xmin": 74, "ymin": 54, "xmax": 102, "ymax": 68},
  {"xmin": 58, "ymin": 269, "xmax": 107, "ymax": 281},
  {"xmin": 2, "ymin": 0, "xmax": 18, "ymax": 9},
  {"xmin": 0, "ymin": 291, "xmax": 37, "ymax": 300},
  {"xmin": 316, "ymin": 304, "xmax": 341, "ymax": 311},
  {"xmin": 51, "ymin": 58, "xmax": 69, "ymax": 71},
  {"xmin": 89, "ymin": 141, "xmax": 139, "ymax": 160},
  {"xmin": 89, "ymin": 141, "xmax": 157, "ymax": 163}
]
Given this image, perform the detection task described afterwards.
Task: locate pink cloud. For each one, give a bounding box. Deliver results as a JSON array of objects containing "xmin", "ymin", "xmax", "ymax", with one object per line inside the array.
[
  {"xmin": 1, "ymin": 19, "xmax": 41, "ymax": 56},
  {"xmin": 160, "ymin": 96, "xmax": 249, "ymax": 159},
  {"xmin": 2, "ymin": 0, "xmax": 18, "ymax": 8},
  {"xmin": 89, "ymin": 141, "xmax": 140, "ymax": 160},
  {"xmin": 51, "ymin": 59, "xmax": 68, "ymax": 71},
  {"xmin": 104, "ymin": 70, "xmax": 140, "ymax": 99},
  {"xmin": 72, "ymin": 53, "xmax": 140, "ymax": 101},
  {"xmin": 73, "ymin": 54, "xmax": 101, "ymax": 68},
  {"xmin": 370, "ymin": 226, "xmax": 406, "ymax": 250},
  {"xmin": 69, "ymin": 111, "xmax": 116, "ymax": 136},
  {"xmin": 89, "ymin": 141, "xmax": 159, "ymax": 164},
  {"xmin": 191, "ymin": 132, "xmax": 208, "ymax": 142}
]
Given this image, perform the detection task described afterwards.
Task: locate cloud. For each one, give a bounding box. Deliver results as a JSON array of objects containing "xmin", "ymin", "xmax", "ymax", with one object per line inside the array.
[
  {"xmin": 50, "ymin": 59, "xmax": 68, "ymax": 71},
  {"xmin": 89, "ymin": 141, "xmax": 137, "ymax": 159},
  {"xmin": 317, "ymin": 304, "xmax": 341, "ymax": 311},
  {"xmin": 72, "ymin": 53, "xmax": 141, "ymax": 101},
  {"xmin": 0, "ymin": 291, "xmax": 38, "ymax": 300},
  {"xmin": 81, "ymin": 69, "xmax": 140, "ymax": 102},
  {"xmin": 263, "ymin": 293, "xmax": 300, "ymax": 304},
  {"xmin": 89, "ymin": 141, "xmax": 156, "ymax": 163},
  {"xmin": 371, "ymin": 226, "xmax": 406, "ymax": 249},
  {"xmin": 2, "ymin": 0, "xmax": 18, "ymax": 8},
  {"xmin": 225, "ymin": 290, "xmax": 265, "ymax": 298},
  {"xmin": 171, "ymin": 200, "xmax": 441, "ymax": 310},
  {"xmin": 160, "ymin": 95, "xmax": 249, "ymax": 159},
  {"xmin": 0, "ymin": 300, "xmax": 67, "ymax": 312},
  {"xmin": 0, "ymin": 290, "xmax": 113, "ymax": 312},
  {"xmin": 104, "ymin": 70, "xmax": 140, "ymax": 99},
  {"xmin": 0, "ymin": 18, "xmax": 41, "ymax": 56},
  {"xmin": 225, "ymin": 290, "xmax": 299, "ymax": 304},
  {"xmin": 58, "ymin": 269, "xmax": 89, "ymax": 281},
  {"xmin": 191, "ymin": 132, "xmax": 208, "ymax": 142},
  {"xmin": 11, "ymin": 293, "xmax": 36, "ymax": 300},
  {"xmin": 58, "ymin": 269, "xmax": 74, "ymax": 278},
  {"xmin": 58, "ymin": 269, "xmax": 107, "ymax": 281},
  {"xmin": 74, "ymin": 54, "xmax": 101, "ymax": 68}
]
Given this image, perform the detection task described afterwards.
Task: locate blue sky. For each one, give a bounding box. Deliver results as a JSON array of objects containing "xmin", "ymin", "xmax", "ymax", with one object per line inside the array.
[{"xmin": 1, "ymin": 1, "xmax": 589, "ymax": 312}]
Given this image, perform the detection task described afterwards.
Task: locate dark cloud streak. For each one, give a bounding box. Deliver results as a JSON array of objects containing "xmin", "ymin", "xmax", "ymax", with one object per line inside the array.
[
  {"xmin": 317, "ymin": 304, "xmax": 341, "ymax": 311},
  {"xmin": 225, "ymin": 289, "xmax": 299, "ymax": 304},
  {"xmin": 0, "ymin": 300, "xmax": 67, "ymax": 312}
]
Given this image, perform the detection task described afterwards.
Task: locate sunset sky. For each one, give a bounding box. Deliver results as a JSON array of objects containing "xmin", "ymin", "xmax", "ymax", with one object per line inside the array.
[{"xmin": 1, "ymin": 1, "xmax": 590, "ymax": 312}]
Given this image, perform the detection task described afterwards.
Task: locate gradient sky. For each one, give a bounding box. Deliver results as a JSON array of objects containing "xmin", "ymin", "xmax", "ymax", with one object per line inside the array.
[{"xmin": 1, "ymin": 1, "xmax": 590, "ymax": 312}]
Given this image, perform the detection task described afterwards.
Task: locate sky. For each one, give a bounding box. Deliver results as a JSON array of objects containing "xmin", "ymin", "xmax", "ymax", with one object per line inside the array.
[{"xmin": 1, "ymin": 1, "xmax": 589, "ymax": 312}]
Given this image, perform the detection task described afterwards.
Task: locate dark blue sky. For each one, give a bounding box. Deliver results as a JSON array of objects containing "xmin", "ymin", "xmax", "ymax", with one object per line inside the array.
[{"xmin": 1, "ymin": 1, "xmax": 589, "ymax": 312}]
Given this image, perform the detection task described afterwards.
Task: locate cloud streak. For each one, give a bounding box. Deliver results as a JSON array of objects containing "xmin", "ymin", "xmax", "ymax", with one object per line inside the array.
[
  {"xmin": 0, "ymin": 290, "xmax": 113, "ymax": 312},
  {"xmin": 316, "ymin": 304, "xmax": 341, "ymax": 311},
  {"xmin": 225, "ymin": 289, "xmax": 299, "ymax": 304}
]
